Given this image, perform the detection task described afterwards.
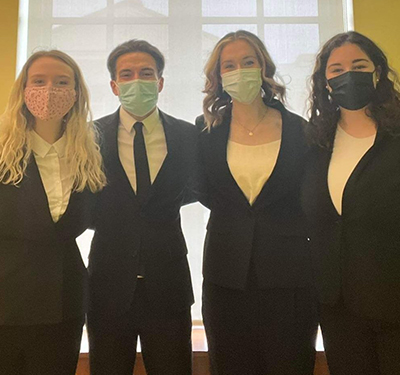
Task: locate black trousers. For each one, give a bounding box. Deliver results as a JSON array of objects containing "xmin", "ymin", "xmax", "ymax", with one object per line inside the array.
[
  {"xmin": 0, "ymin": 316, "xmax": 84, "ymax": 375},
  {"xmin": 320, "ymin": 302, "xmax": 400, "ymax": 375},
  {"xmin": 87, "ymin": 279, "xmax": 192, "ymax": 375},
  {"xmin": 202, "ymin": 281, "xmax": 317, "ymax": 375}
]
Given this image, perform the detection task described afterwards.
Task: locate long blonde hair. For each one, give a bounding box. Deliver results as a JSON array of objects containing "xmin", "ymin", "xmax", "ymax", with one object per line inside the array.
[
  {"xmin": 203, "ymin": 30, "xmax": 286, "ymax": 128},
  {"xmin": 0, "ymin": 50, "xmax": 106, "ymax": 192}
]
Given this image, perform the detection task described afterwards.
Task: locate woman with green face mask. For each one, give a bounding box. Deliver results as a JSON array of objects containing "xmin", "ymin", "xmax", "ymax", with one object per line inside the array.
[{"xmin": 195, "ymin": 30, "xmax": 317, "ymax": 375}]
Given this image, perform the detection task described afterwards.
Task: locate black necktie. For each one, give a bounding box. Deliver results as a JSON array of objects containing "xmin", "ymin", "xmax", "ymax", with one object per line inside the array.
[{"xmin": 133, "ymin": 122, "xmax": 151, "ymax": 202}]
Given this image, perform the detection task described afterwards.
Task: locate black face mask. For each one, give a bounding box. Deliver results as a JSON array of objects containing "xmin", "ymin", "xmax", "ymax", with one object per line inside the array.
[{"xmin": 327, "ymin": 71, "xmax": 376, "ymax": 110}]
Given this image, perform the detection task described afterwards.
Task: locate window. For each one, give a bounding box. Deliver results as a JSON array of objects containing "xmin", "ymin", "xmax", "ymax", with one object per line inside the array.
[{"xmin": 20, "ymin": 0, "xmax": 350, "ymax": 337}]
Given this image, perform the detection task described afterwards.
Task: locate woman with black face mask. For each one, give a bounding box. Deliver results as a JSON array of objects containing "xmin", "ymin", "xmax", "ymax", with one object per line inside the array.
[{"xmin": 303, "ymin": 31, "xmax": 400, "ymax": 375}]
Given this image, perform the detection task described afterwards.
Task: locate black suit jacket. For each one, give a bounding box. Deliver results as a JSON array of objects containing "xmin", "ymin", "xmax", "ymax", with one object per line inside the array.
[
  {"xmin": 88, "ymin": 109, "xmax": 196, "ymax": 318},
  {"xmin": 0, "ymin": 159, "xmax": 94, "ymax": 326},
  {"xmin": 196, "ymin": 100, "xmax": 312, "ymax": 290},
  {"xmin": 302, "ymin": 130, "xmax": 400, "ymax": 323}
]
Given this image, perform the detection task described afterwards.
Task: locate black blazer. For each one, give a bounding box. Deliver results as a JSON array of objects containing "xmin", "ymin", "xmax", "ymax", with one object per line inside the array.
[
  {"xmin": 0, "ymin": 159, "xmax": 94, "ymax": 326},
  {"xmin": 196, "ymin": 100, "xmax": 312, "ymax": 290},
  {"xmin": 302, "ymin": 130, "xmax": 400, "ymax": 323},
  {"xmin": 88, "ymin": 109, "xmax": 196, "ymax": 319}
]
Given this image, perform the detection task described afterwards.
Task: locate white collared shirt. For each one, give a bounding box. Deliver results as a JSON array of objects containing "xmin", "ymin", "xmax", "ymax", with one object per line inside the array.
[
  {"xmin": 118, "ymin": 106, "xmax": 167, "ymax": 192},
  {"xmin": 30, "ymin": 130, "xmax": 74, "ymax": 223}
]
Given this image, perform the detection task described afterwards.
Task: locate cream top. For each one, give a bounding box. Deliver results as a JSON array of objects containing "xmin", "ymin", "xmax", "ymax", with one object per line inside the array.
[
  {"xmin": 328, "ymin": 125, "xmax": 376, "ymax": 215},
  {"xmin": 227, "ymin": 139, "xmax": 281, "ymax": 205}
]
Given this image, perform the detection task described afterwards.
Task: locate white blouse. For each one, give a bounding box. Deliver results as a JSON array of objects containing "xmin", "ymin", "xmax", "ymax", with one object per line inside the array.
[
  {"xmin": 328, "ymin": 125, "xmax": 376, "ymax": 215},
  {"xmin": 30, "ymin": 131, "xmax": 74, "ymax": 223},
  {"xmin": 227, "ymin": 139, "xmax": 281, "ymax": 205}
]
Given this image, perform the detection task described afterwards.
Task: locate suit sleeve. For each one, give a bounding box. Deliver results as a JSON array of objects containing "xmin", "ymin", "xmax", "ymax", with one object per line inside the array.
[
  {"xmin": 189, "ymin": 115, "xmax": 211, "ymax": 209},
  {"xmin": 182, "ymin": 123, "xmax": 201, "ymax": 206}
]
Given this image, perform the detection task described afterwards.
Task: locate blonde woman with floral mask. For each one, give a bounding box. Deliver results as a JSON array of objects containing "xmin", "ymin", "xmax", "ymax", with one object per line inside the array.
[
  {"xmin": 196, "ymin": 30, "xmax": 317, "ymax": 375},
  {"xmin": 0, "ymin": 50, "xmax": 106, "ymax": 375}
]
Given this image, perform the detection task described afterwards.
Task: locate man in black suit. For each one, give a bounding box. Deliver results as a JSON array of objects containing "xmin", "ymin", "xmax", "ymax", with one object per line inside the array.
[{"xmin": 87, "ymin": 39, "xmax": 196, "ymax": 375}]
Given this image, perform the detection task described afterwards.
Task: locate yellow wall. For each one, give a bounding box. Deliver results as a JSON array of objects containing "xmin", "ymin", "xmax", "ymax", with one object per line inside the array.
[
  {"xmin": 1, "ymin": 1, "xmax": 400, "ymax": 112},
  {"xmin": 0, "ymin": 0, "xmax": 19, "ymax": 113},
  {"xmin": 353, "ymin": 0, "xmax": 400, "ymax": 72}
]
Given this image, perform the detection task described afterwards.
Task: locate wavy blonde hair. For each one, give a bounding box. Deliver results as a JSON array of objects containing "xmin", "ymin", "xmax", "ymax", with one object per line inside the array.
[
  {"xmin": 203, "ymin": 30, "xmax": 286, "ymax": 128},
  {"xmin": 0, "ymin": 50, "xmax": 106, "ymax": 192}
]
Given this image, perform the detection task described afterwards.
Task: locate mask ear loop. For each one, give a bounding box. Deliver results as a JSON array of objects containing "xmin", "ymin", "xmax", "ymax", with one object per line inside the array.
[
  {"xmin": 325, "ymin": 82, "xmax": 333, "ymax": 103},
  {"xmin": 325, "ymin": 82, "xmax": 339, "ymax": 110},
  {"xmin": 112, "ymin": 80, "xmax": 121, "ymax": 96},
  {"xmin": 260, "ymin": 87, "xmax": 273, "ymax": 103},
  {"xmin": 372, "ymin": 70, "xmax": 380, "ymax": 87},
  {"xmin": 260, "ymin": 81, "xmax": 275, "ymax": 103}
]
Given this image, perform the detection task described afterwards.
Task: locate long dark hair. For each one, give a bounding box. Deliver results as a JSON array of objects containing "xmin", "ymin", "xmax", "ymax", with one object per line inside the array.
[{"xmin": 308, "ymin": 31, "xmax": 400, "ymax": 149}]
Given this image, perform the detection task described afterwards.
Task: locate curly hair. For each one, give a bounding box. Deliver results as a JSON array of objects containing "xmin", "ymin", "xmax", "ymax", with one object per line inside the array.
[
  {"xmin": 307, "ymin": 31, "xmax": 400, "ymax": 149},
  {"xmin": 0, "ymin": 50, "xmax": 106, "ymax": 192},
  {"xmin": 203, "ymin": 30, "xmax": 285, "ymax": 128}
]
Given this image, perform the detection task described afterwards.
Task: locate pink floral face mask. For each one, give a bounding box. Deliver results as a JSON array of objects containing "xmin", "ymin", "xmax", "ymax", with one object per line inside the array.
[{"xmin": 24, "ymin": 86, "xmax": 77, "ymax": 121}]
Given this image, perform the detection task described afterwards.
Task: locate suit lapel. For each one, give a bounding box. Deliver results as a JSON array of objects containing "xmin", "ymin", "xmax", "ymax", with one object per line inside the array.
[
  {"xmin": 342, "ymin": 126, "xmax": 386, "ymax": 204},
  {"xmin": 148, "ymin": 111, "xmax": 178, "ymax": 190},
  {"xmin": 100, "ymin": 109, "xmax": 138, "ymax": 203},
  {"xmin": 209, "ymin": 114, "xmax": 252, "ymax": 208},
  {"xmin": 315, "ymin": 147, "xmax": 341, "ymax": 218},
  {"xmin": 311, "ymin": 127, "xmax": 384, "ymax": 219},
  {"xmin": 22, "ymin": 157, "xmax": 89, "ymax": 230},
  {"xmin": 138, "ymin": 110, "xmax": 183, "ymax": 207},
  {"xmin": 21, "ymin": 157, "xmax": 55, "ymax": 232},
  {"xmin": 56, "ymin": 189, "xmax": 85, "ymax": 227},
  {"xmin": 102, "ymin": 108, "xmax": 184, "ymax": 206},
  {"xmin": 252, "ymin": 101, "xmax": 304, "ymax": 209},
  {"xmin": 208, "ymin": 101, "xmax": 308, "ymax": 210}
]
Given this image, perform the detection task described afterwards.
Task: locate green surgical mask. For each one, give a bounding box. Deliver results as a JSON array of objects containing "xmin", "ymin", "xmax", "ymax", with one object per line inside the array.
[
  {"xmin": 117, "ymin": 79, "xmax": 159, "ymax": 117},
  {"xmin": 221, "ymin": 68, "xmax": 262, "ymax": 104}
]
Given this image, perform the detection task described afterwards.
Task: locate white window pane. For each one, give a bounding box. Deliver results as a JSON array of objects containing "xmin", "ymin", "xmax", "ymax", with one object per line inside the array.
[
  {"xmin": 202, "ymin": 0, "xmax": 256, "ymax": 17},
  {"xmin": 51, "ymin": 25, "xmax": 107, "ymax": 51},
  {"xmin": 202, "ymin": 24, "xmax": 257, "ymax": 39},
  {"xmin": 202, "ymin": 24, "xmax": 257, "ymax": 64},
  {"xmin": 181, "ymin": 203, "xmax": 209, "ymax": 321},
  {"xmin": 264, "ymin": 24, "xmax": 319, "ymax": 64},
  {"xmin": 264, "ymin": 0, "xmax": 318, "ymax": 17},
  {"xmin": 114, "ymin": 0, "xmax": 168, "ymax": 17},
  {"xmin": 264, "ymin": 24, "xmax": 319, "ymax": 116},
  {"xmin": 69, "ymin": 54, "xmax": 118, "ymax": 118},
  {"xmin": 113, "ymin": 24, "xmax": 169, "ymax": 55},
  {"xmin": 52, "ymin": 0, "xmax": 107, "ymax": 17},
  {"xmin": 90, "ymin": 87, "xmax": 120, "ymax": 119},
  {"xmin": 275, "ymin": 54, "xmax": 315, "ymax": 117},
  {"xmin": 77, "ymin": 229, "xmax": 94, "ymax": 267}
]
